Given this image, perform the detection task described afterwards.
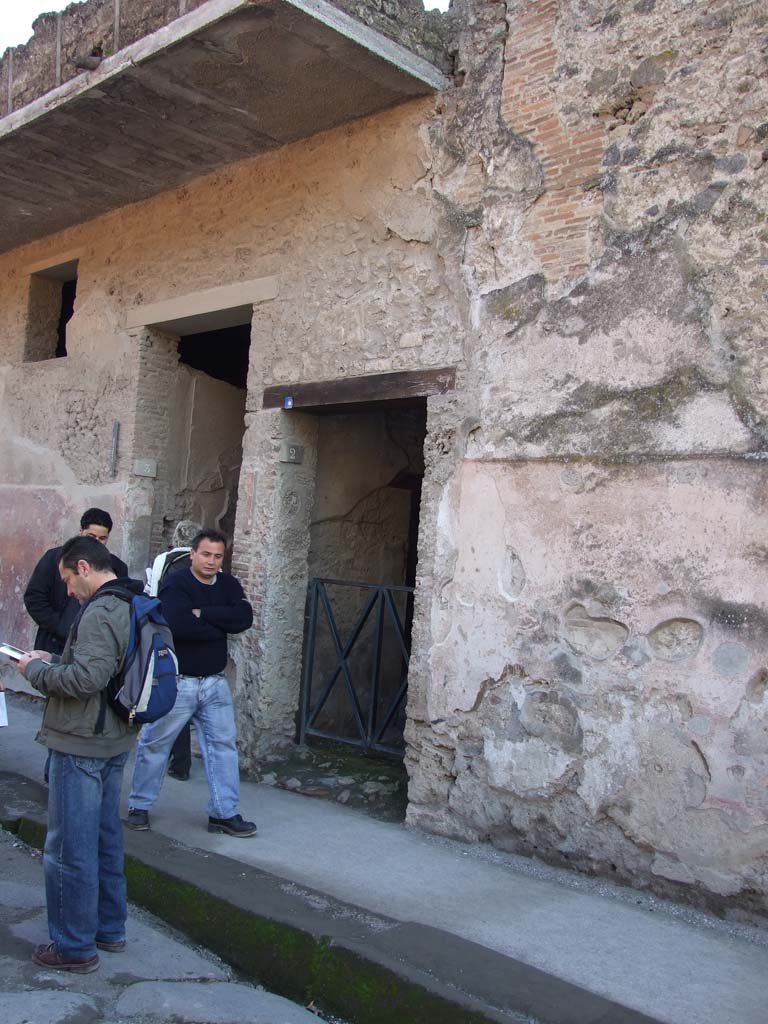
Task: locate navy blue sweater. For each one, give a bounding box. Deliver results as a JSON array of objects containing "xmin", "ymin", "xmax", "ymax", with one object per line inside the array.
[{"xmin": 159, "ymin": 568, "xmax": 253, "ymax": 676}]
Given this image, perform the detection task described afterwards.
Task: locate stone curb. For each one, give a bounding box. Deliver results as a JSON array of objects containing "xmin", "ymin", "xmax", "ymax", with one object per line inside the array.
[{"xmin": 0, "ymin": 772, "xmax": 663, "ymax": 1024}]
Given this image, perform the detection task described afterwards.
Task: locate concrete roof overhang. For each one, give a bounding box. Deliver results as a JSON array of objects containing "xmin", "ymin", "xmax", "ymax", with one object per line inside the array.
[{"xmin": 0, "ymin": 0, "xmax": 450, "ymax": 256}]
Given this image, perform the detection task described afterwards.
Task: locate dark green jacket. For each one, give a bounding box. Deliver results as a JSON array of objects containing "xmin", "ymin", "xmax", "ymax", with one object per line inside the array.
[{"xmin": 25, "ymin": 585, "xmax": 139, "ymax": 757}]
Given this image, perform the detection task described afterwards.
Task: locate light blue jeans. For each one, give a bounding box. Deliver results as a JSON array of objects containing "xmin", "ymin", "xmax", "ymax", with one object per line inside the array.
[
  {"xmin": 128, "ymin": 673, "xmax": 240, "ymax": 819},
  {"xmin": 45, "ymin": 750, "xmax": 129, "ymax": 959}
]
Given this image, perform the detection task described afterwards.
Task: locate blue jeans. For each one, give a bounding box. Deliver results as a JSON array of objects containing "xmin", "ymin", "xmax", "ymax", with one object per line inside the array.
[
  {"xmin": 129, "ymin": 673, "xmax": 240, "ymax": 819},
  {"xmin": 45, "ymin": 750, "xmax": 129, "ymax": 959}
]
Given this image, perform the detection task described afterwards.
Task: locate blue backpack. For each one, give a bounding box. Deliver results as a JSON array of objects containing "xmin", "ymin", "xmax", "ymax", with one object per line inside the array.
[{"xmin": 89, "ymin": 585, "xmax": 178, "ymax": 728}]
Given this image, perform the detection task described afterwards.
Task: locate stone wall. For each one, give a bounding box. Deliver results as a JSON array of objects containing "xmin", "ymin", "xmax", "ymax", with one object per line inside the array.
[
  {"xmin": 404, "ymin": 0, "xmax": 768, "ymax": 915},
  {"xmin": 165, "ymin": 365, "xmax": 245, "ymax": 543},
  {"xmin": 0, "ymin": 306, "xmax": 137, "ymax": 687}
]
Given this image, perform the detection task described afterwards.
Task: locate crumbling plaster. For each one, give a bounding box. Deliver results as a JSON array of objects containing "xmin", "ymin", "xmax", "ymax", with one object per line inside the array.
[
  {"xmin": 165, "ymin": 365, "xmax": 246, "ymax": 538},
  {"xmin": 308, "ymin": 410, "xmax": 423, "ymax": 584},
  {"xmin": 403, "ymin": 0, "xmax": 768, "ymax": 914},
  {"xmin": 0, "ymin": 313, "xmax": 135, "ymax": 685},
  {"xmin": 0, "ymin": 93, "xmax": 455, "ymax": 439}
]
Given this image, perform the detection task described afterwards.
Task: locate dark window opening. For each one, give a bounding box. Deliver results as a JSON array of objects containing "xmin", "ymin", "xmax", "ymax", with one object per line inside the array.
[
  {"xmin": 56, "ymin": 277, "xmax": 77, "ymax": 358},
  {"xmin": 178, "ymin": 323, "xmax": 251, "ymax": 390},
  {"xmin": 24, "ymin": 260, "xmax": 79, "ymax": 362}
]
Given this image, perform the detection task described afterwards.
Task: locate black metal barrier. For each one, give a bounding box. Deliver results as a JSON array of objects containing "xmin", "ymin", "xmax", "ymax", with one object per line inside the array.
[{"xmin": 300, "ymin": 578, "xmax": 414, "ymax": 755}]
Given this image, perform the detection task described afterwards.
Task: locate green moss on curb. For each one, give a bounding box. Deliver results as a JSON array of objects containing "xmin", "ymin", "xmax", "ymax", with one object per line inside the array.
[
  {"xmin": 124, "ymin": 856, "xmax": 492, "ymax": 1024},
  {"xmin": 9, "ymin": 816, "xmax": 46, "ymax": 849},
  {"xmin": 6, "ymin": 815, "xmax": 494, "ymax": 1024}
]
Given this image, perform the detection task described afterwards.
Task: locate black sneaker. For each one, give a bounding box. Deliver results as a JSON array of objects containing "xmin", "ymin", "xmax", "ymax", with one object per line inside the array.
[
  {"xmin": 167, "ymin": 765, "xmax": 190, "ymax": 781},
  {"xmin": 207, "ymin": 813, "xmax": 257, "ymax": 837},
  {"xmin": 125, "ymin": 808, "xmax": 150, "ymax": 831}
]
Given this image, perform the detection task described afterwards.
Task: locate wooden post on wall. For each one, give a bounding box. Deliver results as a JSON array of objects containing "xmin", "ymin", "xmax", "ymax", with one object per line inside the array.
[
  {"xmin": 55, "ymin": 14, "xmax": 62, "ymax": 87},
  {"xmin": 6, "ymin": 49, "xmax": 13, "ymax": 115}
]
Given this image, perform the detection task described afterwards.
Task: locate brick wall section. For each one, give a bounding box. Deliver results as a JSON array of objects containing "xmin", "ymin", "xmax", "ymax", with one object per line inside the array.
[
  {"xmin": 501, "ymin": 0, "xmax": 604, "ymax": 280},
  {"xmin": 129, "ymin": 328, "xmax": 179, "ymax": 557}
]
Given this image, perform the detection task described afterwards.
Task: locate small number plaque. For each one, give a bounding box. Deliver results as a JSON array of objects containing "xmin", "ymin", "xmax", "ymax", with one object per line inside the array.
[{"xmin": 280, "ymin": 443, "xmax": 304, "ymax": 464}]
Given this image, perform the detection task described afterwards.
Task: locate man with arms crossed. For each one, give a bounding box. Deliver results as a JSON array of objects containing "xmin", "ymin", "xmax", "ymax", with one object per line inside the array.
[
  {"xmin": 126, "ymin": 529, "xmax": 256, "ymax": 837},
  {"xmin": 18, "ymin": 536, "xmax": 142, "ymax": 972}
]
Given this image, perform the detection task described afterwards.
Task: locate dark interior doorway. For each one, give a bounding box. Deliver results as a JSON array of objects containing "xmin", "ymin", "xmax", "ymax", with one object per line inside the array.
[
  {"xmin": 162, "ymin": 321, "xmax": 251, "ymax": 553},
  {"xmin": 24, "ymin": 259, "xmax": 79, "ymax": 362},
  {"xmin": 178, "ymin": 322, "xmax": 251, "ymax": 389},
  {"xmin": 56, "ymin": 278, "xmax": 77, "ymax": 358},
  {"xmin": 300, "ymin": 399, "xmax": 427, "ymax": 757}
]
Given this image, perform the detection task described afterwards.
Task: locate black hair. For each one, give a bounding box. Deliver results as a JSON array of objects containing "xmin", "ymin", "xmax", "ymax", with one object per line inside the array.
[
  {"xmin": 191, "ymin": 529, "xmax": 228, "ymax": 551},
  {"xmin": 80, "ymin": 507, "xmax": 113, "ymax": 532},
  {"xmin": 60, "ymin": 535, "xmax": 113, "ymax": 573}
]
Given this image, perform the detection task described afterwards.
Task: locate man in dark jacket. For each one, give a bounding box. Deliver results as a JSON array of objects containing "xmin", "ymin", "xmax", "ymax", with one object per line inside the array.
[
  {"xmin": 126, "ymin": 529, "xmax": 256, "ymax": 837},
  {"xmin": 23, "ymin": 508, "xmax": 129, "ymax": 656},
  {"xmin": 19, "ymin": 536, "xmax": 142, "ymax": 973}
]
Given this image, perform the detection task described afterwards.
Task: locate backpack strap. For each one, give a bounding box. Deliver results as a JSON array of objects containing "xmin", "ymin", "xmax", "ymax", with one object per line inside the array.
[
  {"xmin": 78, "ymin": 583, "xmax": 135, "ymax": 735},
  {"xmin": 91, "ymin": 582, "xmax": 135, "ymax": 605}
]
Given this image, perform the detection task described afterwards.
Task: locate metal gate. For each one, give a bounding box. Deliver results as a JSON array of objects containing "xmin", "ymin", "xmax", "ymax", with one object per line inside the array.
[{"xmin": 299, "ymin": 577, "xmax": 414, "ymax": 756}]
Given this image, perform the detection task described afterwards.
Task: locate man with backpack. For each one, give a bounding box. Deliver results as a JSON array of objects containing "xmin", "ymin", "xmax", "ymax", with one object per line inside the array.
[
  {"xmin": 144, "ymin": 520, "xmax": 200, "ymax": 781},
  {"xmin": 18, "ymin": 536, "xmax": 144, "ymax": 973},
  {"xmin": 126, "ymin": 528, "xmax": 257, "ymax": 838}
]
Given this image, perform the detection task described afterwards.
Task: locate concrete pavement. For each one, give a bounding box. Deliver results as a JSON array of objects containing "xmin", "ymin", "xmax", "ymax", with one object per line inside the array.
[
  {"xmin": 2, "ymin": 690, "xmax": 768, "ymax": 1024},
  {"xmin": 0, "ymin": 825, "xmax": 325, "ymax": 1024}
]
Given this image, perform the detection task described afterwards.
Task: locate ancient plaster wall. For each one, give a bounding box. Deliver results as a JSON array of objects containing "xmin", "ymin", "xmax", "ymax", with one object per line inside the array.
[
  {"xmin": 230, "ymin": 102, "xmax": 463, "ymax": 757},
  {"xmin": 0, "ymin": 326, "xmax": 134, "ymax": 691},
  {"xmin": 413, "ymin": 460, "xmax": 768, "ymax": 897},
  {"xmin": 405, "ymin": 0, "xmax": 768, "ymax": 914},
  {"xmin": 0, "ymin": 277, "xmax": 137, "ymax": 633},
  {"xmin": 308, "ymin": 410, "xmax": 422, "ymax": 585},
  {"xmin": 165, "ymin": 365, "xmax": 246, "ymax": 541}
]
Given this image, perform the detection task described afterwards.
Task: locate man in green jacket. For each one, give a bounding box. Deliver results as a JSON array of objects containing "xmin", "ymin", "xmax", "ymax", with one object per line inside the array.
[{"xmin": 18, "ymin": 536, "xmax": 141, "ymax": 974}]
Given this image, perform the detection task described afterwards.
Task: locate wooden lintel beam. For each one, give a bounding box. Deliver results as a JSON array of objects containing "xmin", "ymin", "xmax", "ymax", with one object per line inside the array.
[{"xmin": 263, "ymin": 366, "xmax": 456, "ymax": 410}]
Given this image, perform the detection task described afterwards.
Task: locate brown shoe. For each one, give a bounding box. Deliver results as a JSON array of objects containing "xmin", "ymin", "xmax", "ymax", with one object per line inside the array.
[
  {"xmin": 96, "ymin": 938, "xmax": 126, "ymax": 952},
  {"xmin": 32, "ymin": 942, "xmax": 99, "ymax": 973}
]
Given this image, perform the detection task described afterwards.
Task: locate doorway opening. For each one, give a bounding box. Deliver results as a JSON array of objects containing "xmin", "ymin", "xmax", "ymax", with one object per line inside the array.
[
  {"xmin": 253, "ymin": 368, "xmax": 453, "ymax": 815},
  {"xmin": 164, "ymin": 322, "xmax": 250, "ymax": 551},
  {"xmin": 300, "ymin": 400, "xmax": 427, "ymax": 758},
  {"xmin": 178, "ymin": 323, "xmax": 250, "ymax": 390}
]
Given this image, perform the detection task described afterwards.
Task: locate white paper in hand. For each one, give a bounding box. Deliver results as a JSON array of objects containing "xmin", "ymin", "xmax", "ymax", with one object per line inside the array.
[
  {"xmin": 0, "ymin": 693, "xmax": 8, "ymax": 728},
  {"xmin": 0, "ymin": 643, "xmax": 25, "ymax": 661}
]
